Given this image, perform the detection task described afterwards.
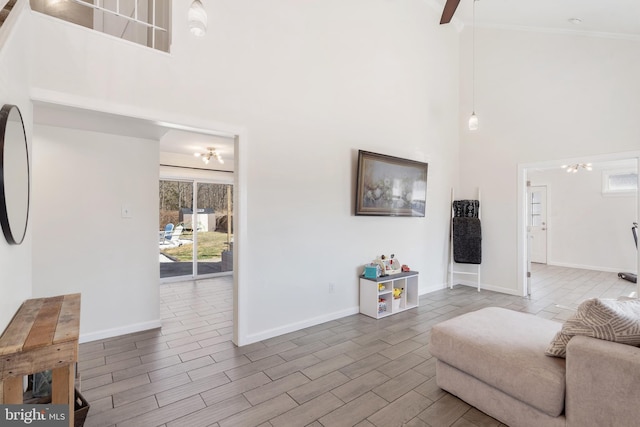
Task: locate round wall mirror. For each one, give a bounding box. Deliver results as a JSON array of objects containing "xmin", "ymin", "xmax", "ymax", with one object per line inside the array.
[{"xmin": 0, "ymin": 104, "xmax": 30, "ymax": 245}]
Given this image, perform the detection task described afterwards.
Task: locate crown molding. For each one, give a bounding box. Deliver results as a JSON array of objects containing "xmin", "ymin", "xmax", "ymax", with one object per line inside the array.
[{"xmin": 476, "ymin": 22, "xmax": 640, "ymax": 42}]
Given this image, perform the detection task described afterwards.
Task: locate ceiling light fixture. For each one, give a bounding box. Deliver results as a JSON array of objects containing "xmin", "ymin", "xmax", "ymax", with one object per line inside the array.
[
  {"xmin": 561, "ymin": 163, "xmax": 592, "ymax": 173},
  {"xmin": 188, "ymin": 0, "xmax": 207, "ymax": 37},
  {"xmin": 568, "ymin": 18, "xmax": 582, "ymax": 25},
  {"xmin": 468, "ymin": 0, "xmax": 479, "ymax": 131},
  {"xmin": 194, "ymin": 147, "xmax": 224, "ymax": 165}
]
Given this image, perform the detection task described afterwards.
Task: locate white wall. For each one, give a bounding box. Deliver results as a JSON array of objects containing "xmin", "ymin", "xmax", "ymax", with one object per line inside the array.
[
  {"xmin": 31, "ymin": 124, "xmax": 160, "ymax": 340},
  {"xmin": 0, "ymin": 3, "xmax": 32, "ymax": 332},
  {"xmin": 29, "ymin": 0, "xmax": 460, "ymax": 344},
  {"xmin": 459, "ymin": 28, "xmax": 640, "ymax": 294},
  {"xmin": 529, "ymin": 167, "xmax": 637, "ymax": 272}
]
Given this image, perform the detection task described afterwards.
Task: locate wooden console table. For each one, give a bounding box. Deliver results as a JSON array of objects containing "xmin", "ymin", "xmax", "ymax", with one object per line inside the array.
[{"xmin": 0, "ymin": 294, "xmax": 81, "ymax": 427}]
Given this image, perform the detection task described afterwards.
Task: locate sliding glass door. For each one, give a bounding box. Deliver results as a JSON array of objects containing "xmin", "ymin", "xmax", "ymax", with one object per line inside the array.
[
  {"xmin": 159, "ymin": 179, "xmax": 234, "ymax": 280},
  {"xmin": 159, "ymin": 180, "xmax": 194, "ymax": 278},
  {"xmin": 196, "ymin": 183, "xmax": 234, "ymax": 274}
]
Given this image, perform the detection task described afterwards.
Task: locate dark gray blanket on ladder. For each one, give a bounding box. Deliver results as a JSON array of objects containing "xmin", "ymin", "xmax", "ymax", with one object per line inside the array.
[
  {"xmin": 453, "ymin": 217, "xmax": 482, "ymax": 264},
  {"xmin": 453, "ymin": 200, "xmax": 480, "ymax": 218}
]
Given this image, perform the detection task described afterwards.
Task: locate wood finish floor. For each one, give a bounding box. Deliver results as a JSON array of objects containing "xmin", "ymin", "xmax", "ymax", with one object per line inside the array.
[{"xmin": 79, "ymin": 265, "xmax": 637, "ymax": 427}]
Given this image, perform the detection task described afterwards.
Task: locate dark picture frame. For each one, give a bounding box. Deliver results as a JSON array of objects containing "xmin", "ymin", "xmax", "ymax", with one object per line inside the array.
[{"xmin": 355, "ymin": 150, "xmax": 428, "ymax": 217}]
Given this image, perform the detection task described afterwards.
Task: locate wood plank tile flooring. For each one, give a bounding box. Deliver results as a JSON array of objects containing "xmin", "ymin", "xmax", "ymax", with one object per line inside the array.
[{"xmin": 79, "ymin": 266, "xmax": 637, "ymax": 427}]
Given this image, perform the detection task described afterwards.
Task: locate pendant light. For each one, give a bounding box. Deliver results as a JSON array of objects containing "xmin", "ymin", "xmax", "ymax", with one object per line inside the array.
[
  {"xmin": 188, "ymin": 0, "xmax": 207, "ymax": 37},
  {"xmin": 468, "ymin": 0, "xmax": 478, "ymax": 131},
  {"xmin": 468, "ymin": 112, "xmax": 478, "ymax": 131}
]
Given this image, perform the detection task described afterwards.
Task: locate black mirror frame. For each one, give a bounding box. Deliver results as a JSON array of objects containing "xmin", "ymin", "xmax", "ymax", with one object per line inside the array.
[{"xmin": 0, "ymin": 104, "xmax": 30, "ymax": 245}]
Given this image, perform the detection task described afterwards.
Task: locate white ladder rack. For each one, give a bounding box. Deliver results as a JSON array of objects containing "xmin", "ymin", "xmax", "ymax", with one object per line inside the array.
[{"xmin": 448, "ymin": 187, "xmax": 482, "ymax": 291}]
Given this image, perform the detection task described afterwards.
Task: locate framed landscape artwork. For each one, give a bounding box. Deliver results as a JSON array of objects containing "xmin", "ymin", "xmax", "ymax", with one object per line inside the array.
[{"xmin": 355, "ymin": 150, "xmax": 428, "ymax": 217}]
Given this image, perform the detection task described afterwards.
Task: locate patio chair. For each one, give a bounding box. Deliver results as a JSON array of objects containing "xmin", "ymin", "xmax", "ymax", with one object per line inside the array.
[
  {"xmin": 163, "ymin": 223, "xmax": 174, "ymax": 243},
  {"xmin": 167, "ymin": 225, "xmax": 184, "ymax": 246}
]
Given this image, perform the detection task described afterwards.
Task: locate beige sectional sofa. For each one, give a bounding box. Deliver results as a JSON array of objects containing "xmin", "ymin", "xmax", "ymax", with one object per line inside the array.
[{"xmin": 429, "ymin": 307, "xmax": 640, "ymax": 427}]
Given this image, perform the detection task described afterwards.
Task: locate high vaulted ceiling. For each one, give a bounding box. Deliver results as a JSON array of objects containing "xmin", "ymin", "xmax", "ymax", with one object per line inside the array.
[
  {"xmin": 32, "ymin": 1, "xmax": 639, "ymax": 165},
  {"xmin": 433, "ymin": 0, "xmax": 640, "ymax": 39}
]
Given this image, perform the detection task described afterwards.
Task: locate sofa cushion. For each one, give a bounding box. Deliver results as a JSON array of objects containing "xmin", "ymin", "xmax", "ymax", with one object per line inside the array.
[
  {"xmin": 430, "ymin": 307, "xmax": 566, "ymax": 417},
  {"xmin": 546, "ymin": 298, "xmax": 640, "ymax": 358},
  {"xmin": 437, "ymin": 360, "xmax": 567, "ymax": 427}
]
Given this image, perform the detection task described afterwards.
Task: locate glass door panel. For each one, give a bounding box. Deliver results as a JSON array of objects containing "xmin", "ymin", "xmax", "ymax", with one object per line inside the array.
[
  {"xmin": 528, "ymin": 186, "xmax": 547, "ymax": 264},
  {"xmin": 159, "ymin": 180, "xmax": 194, "ymax": 278},
  {"xmin": 196, "ymin": 183, "xmax": 234, "ymax": 275}
]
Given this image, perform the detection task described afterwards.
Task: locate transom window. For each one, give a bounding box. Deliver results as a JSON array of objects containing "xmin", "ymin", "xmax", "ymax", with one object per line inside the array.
[{"xmin": 602, "ymin": 169, "xmax": 638, "ymax": 195}]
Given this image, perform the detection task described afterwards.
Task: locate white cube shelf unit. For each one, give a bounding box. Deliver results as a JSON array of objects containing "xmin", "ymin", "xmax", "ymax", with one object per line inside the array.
[{"xmin": 359, "ymin": 271, "xmax": 419, "ymax": 319}]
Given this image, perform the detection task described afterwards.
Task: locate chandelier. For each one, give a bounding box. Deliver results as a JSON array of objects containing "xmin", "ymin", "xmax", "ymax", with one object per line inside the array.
[
  {"xmin": 561, "ymin": 163, "xmax": 592, "ymax": 173},
  {"xmin": 194, "ymin": 147, "xmax": 223, "ymax": 165}
]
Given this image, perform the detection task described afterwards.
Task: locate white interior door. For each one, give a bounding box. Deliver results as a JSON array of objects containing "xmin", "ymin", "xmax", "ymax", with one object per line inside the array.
[{"xmin": 528, "ymin": 185, "xmax": 547, "ymax": 264}]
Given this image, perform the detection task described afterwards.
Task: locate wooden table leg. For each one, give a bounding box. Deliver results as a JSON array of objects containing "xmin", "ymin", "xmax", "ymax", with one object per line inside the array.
[
  {"xmin": 2, "ymin": 376, "xmax": 23, "ymax": 404},
  {"xmin": 52, "ymin": 365, "xmax": 75, "ymax": 427}
]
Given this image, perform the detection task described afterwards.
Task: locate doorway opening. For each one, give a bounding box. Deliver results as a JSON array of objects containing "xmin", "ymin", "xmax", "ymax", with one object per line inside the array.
[
  {"xmin": 31, "ymin": 98, "xmax": 247, "ymax": 345},
  {"xmin": 518, "ymin": 153, "xmax": 640, "ymax": 299}
]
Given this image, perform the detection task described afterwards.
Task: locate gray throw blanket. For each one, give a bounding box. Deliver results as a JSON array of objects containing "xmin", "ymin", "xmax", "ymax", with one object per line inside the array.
[
  {"xmin": 453, "ymin": 217, "xmax": 482, "ymax": 264},
  {"xmin": 453, "ymin": 200, "xmax": 480, "ymax": 218}
]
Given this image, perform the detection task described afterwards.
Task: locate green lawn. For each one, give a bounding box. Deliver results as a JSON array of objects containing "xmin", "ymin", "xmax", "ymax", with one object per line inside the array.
[{"xmin": 161, "ymin": 231, "xmax": 232, "ymax": 261}]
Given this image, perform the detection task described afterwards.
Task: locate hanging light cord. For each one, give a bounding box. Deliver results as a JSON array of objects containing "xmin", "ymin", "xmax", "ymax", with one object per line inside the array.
[{"xmin": 472, "ymin": 0, "xmax": 476, "ymax": 115}]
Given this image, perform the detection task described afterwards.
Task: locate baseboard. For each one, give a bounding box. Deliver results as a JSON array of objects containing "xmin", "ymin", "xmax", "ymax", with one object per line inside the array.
[
  {"xmin": 420, "ymin": 282, "xmax": 448, "ymax": 295},
  {"xmin": 419, "ymin": 281, "xmax": 521, "ymax": 296},
  {"xmin": 79, "ymin": 319, "xmax": 162, "ymax": 343},
  {"xmin": 547, "ymin": 261, "xmax": 635, "ymax": 274},
  {"xmin": 453, "ymin": 280, "xmax": 521, "ymax": 296},
  {"xmin": 243, "ymin": 307, "xmax": 360, "ymax": 346}
]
